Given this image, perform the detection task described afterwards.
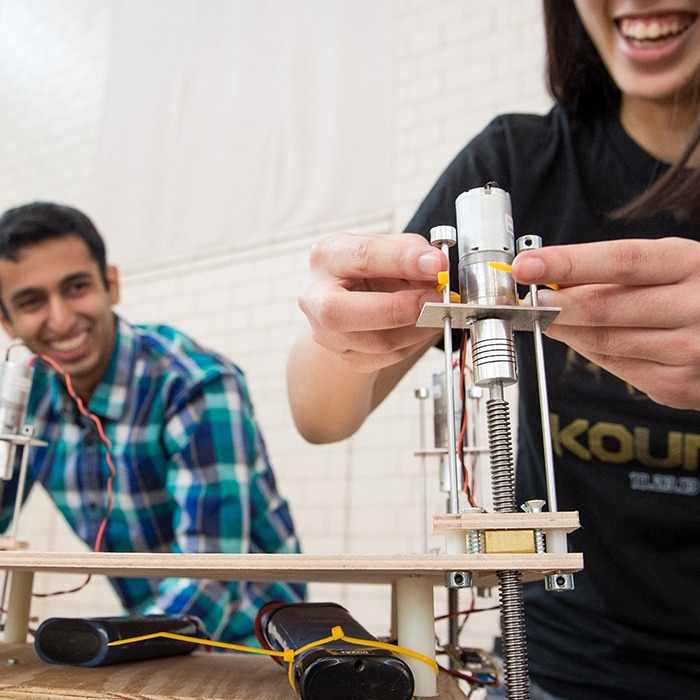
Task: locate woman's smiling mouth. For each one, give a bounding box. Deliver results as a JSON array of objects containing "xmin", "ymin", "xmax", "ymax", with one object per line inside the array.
[{"xmin": 618, "ymin": 12, "xmax": 695, "ymax": 46}]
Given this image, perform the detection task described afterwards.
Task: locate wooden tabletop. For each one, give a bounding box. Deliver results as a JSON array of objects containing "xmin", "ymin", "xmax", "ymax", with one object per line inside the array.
[{"xmin": 0, "ymin": 643, "xmax": 469, "ymax": 699}]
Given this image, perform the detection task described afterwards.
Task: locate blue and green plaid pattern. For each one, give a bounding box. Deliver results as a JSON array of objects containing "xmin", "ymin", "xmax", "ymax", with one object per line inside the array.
[{"xmin": 0, "ymin": 315, "xmax": 304, "ymax": 644}]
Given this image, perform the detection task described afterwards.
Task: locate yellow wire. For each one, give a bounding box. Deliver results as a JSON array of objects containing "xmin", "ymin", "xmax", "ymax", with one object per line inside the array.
[
  {"xmin": 107, "ymin": 625, "xmax": 439, "ymax": 692},
  {"xmin": 488, "ymin": 261, "xmax": 512, "ymax": 273},
  {"xmin": 436, "ymin": 270, "xmax": 450, "ymax": 292},
  {"xmin": 488, "ymin": 260, "xmax": 560, "ymax": 290}
]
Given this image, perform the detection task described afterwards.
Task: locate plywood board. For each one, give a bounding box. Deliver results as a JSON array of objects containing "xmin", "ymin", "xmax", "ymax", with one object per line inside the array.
[
  {"xmin": 0, "ymin": 550, "xmax": 582, "ymax": 588},
  {"xmin": 433, "ymin": 511, "xmax": 580, "ymax": 533},
  {"xmin": 0, "ymin": 644, "xmax": 468, "ymax": 699}
]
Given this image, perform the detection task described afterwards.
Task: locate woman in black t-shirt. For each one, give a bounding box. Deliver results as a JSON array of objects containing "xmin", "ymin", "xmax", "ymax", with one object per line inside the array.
[{"xmin": 288, "ymin": 2, "xmax": 700, "ymax": 698}]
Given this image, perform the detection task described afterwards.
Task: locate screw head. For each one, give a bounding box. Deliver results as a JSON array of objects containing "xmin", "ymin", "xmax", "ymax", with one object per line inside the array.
[{"xmin": 521, "ymin": 499, "xmax": 546, "ymax": 513}]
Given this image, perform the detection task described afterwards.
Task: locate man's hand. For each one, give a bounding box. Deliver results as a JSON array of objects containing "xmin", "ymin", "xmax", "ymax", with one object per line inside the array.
[{"xmin": 512, "ymin": 237, "xmax": 700, "ymax": 411}]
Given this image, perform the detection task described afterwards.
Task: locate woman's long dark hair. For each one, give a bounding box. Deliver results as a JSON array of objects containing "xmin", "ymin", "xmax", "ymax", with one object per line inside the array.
[{"xmin": 543, "ymin": 0, "xmax": 700, "ymax": 221}]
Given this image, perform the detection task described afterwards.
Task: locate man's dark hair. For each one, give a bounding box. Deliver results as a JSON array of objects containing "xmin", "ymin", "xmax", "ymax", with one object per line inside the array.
[
  {"xmin": 0, "ymin": 202, "xmax": 109, "ymax": 285},
  {"xmin": 543, "ymin": 0, "xmax": 700, "ymax": 221}
]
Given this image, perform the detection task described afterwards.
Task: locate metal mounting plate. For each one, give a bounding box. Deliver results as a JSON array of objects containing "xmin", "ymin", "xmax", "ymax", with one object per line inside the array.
[{"xmin": 417, "ymin": 302, "xmax": 560, "ymax": 332}]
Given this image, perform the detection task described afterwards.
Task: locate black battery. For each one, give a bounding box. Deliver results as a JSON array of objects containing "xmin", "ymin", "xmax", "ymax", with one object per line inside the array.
[
  {"xmin": 34, "ymin": 614, "xmax": 208, "ymax": 667},
  {"xmin": 256, "ymin": 602, "xmax": 414, "ymax": 700}
]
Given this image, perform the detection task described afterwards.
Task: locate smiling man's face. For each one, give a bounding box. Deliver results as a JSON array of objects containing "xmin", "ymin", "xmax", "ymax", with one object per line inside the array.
[{"xmin": 0, "ymin": 234, "xmax": 120, "ymax": 401}]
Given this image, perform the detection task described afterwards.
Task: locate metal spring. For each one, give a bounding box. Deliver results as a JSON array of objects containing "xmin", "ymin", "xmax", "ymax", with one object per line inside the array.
[
  {"xmin": 486, "ymin": 398, "xmax": 516, "ymax": 513},
  {"xmin": 467, "ymin": 529, "xmax": 483, "ymax": 554},
  {"xmin": 498, "ymin": 569, "xmax": 529, "ymax": 700}
]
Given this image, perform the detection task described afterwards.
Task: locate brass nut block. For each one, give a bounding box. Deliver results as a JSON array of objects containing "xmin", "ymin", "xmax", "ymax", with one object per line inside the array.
[{"xmin": 484, "ymin": 530, "xmax": 536, "ymax": 554}]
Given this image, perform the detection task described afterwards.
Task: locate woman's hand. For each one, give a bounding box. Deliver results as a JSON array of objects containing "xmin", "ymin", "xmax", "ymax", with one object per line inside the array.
[
  {"xmin": 512, "ymin": 237, "xmax": 700, "ymax": 411},
  {"xmin": 298, "ymin": 231, "xmax": 447, "ymax": 374}
]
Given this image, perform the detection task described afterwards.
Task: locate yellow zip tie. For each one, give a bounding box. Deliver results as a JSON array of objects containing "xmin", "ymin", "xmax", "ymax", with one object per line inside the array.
[
  {"xmin": 286, "ymin": 630, "xmax": 340, "ymax": 690},
  {"xmin": 340, "ymin": 634, "xmax": 439, "ymax": 675},
  {"xmin": 108, "ymin": 626, "xmax": 440, "ymax": 693},
  {"xmin": 107, "ymin": 631, "xmax": 284, "ymax": 658},
  {"xmin": 488, "ymin": 261, "xmax": 560, "ymax": 290}
]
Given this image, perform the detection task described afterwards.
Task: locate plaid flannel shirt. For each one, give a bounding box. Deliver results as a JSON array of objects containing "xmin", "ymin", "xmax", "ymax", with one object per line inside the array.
[{"xmin": 0, "ymin": 315, "xmax": 304, "ymax": 644}]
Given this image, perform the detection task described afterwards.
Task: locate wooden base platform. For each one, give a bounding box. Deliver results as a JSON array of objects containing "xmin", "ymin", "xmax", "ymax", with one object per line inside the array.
[
  {"xmin": 0, "ymin": 550, "xmax": 582, "ymax": 588},
  {"xmin": 0, "ymin": 548, "xmax": 582, "ymax": 697},
  {"xmin": 0, "ymin": 643, "xmax": 469, "ymax": 699}
]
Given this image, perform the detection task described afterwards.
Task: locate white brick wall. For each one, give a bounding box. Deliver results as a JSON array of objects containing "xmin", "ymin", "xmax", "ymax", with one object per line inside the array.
[
  {"xmin": 0, "ymin": 0, "xmax": 113, "ymax": 208},
  {"xmin": 0, "ymin": 0, "xmax": 552, "ymax": 657}
]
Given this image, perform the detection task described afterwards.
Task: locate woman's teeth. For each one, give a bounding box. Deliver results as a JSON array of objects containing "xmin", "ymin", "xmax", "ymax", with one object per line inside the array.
[{"xmin": 619, "ymin": 16, "xmax": 692, "ymax": 42}]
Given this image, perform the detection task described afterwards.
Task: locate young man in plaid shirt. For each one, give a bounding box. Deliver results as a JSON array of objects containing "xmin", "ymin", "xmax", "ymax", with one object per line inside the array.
[{"xmin": 0, "ymin": 201, "xmax": 304, "ymax": 645}]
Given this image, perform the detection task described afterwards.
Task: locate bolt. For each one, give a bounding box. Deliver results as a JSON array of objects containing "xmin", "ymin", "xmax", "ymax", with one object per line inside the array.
[
  {"xmin": 521, "ymin": 499, "xmax": 547, "ymax": 553},
  {"xmin": 461, "ymin": 506, "xmax": 484, "ymax": 554},
  {"xmin": 520, "ymin": 499, "xmax": 546, "ymax": 513}
]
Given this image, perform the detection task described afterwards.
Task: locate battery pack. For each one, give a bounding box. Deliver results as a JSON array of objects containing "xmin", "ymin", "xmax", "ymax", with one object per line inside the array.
[
  {"xmin": 256, "ymin": 602, "xmax": 414, "ymax": 700},
  {"xmin": 34, "ymin": 614, "xmax": 208, "ymax": 667}
]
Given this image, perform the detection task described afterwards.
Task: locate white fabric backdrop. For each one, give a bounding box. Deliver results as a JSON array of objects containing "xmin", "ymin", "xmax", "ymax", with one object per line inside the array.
[{"xmin": 89, "ymin": 0, "xmax": 393, "ymax": 266}]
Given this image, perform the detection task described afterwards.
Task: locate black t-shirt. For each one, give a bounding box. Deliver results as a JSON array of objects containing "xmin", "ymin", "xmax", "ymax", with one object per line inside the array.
[{"xmin": 406, "ymin": 104, "xmax": 700, "ymax": 699}]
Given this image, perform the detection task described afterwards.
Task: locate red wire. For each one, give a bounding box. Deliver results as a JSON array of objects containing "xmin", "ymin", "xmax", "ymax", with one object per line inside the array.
[
  {"xmin": 437, "ymin": 663, "xmax": 499, "ymax": 689},
  {"xmin": 458, "ymin": 336, "xmax": 478, "ymax": 508},
  {"xmin": 26, "ymin": 354, "xmax": 117, "ymax": 597}
]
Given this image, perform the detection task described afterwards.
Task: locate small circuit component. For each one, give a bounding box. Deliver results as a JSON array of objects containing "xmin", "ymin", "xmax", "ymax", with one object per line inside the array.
[{"xmin": 442, "ymin": 643, "xmax": 501, "ymax": 683}]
